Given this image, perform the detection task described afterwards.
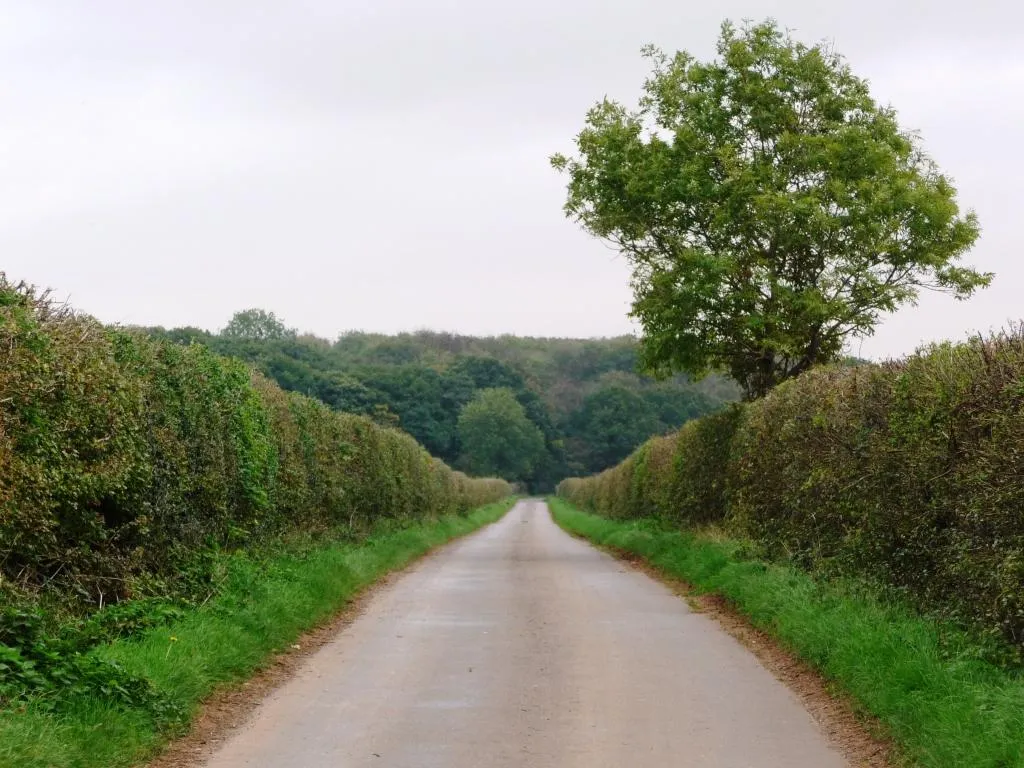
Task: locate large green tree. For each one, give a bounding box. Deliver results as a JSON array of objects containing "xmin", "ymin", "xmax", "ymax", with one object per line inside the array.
[
  {"xmin": 552, "ymin": 20, "xmax": 989, "ymax": 399},
  {"xmin": 456, "ymin": 388, "xmax": 546, "ymax": 482}
]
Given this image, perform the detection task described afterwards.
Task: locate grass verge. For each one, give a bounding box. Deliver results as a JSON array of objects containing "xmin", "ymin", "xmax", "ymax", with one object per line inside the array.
[
  {"xmin": 0, "ymin": 498, "xmax": 516, "ymax": 768},
  {"xmin": 548, "ymin": 497, "xmax": 1024, "ymax": 768}
]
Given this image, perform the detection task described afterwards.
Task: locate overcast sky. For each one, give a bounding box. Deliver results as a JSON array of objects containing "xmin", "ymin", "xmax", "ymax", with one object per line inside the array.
[{"xmin": 2, "ymin": 1, "xmax": 1021, "ymax": 359}]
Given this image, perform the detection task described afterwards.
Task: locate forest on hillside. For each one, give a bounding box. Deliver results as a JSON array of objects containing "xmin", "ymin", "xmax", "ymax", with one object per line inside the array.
[{"xmin": 145, "ymin": 311, "xmax": 738, "ymax": 489}]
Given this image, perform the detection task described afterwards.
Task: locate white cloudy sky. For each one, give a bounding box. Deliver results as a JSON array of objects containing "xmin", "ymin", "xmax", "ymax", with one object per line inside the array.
[{"xmin": 2, "ymin": 1, "xmax": 1021, "ymax": 358}]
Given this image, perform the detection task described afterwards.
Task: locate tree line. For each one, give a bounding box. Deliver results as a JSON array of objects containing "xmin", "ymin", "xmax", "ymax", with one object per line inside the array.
[{"xmin": 145, "ymin": 316, "xmax": 736, "ymax": 490}]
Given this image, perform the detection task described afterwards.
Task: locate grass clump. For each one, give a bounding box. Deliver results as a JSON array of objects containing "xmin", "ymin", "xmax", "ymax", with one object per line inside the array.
[{"xmin": 550, "ymin": 498, "xmax": 1024, "ymax": 768}]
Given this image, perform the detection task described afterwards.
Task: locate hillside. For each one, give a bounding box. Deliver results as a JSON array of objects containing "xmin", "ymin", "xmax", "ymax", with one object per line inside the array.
[{"xmin": 145, "ymin": 317, "xmax": 739, "ymax": 489}]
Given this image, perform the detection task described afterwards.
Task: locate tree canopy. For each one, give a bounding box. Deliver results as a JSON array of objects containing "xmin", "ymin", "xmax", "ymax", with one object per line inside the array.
[
  {"xmin": 552, "ymin": 20, "xmax": 989, "ymax": 399},
  {"xmin": 456, "ymin": 388, "xmax": 547, "ymax": 482},
  {"xmin": 221, "ymin": 308, "xmax": 294, "ymax": 341},
  {"xmin": 568, "ymin": 386, "xmax": 662, "ymax": 471}
]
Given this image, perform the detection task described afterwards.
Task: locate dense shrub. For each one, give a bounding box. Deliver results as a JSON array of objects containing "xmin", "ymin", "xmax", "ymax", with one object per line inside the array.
[
  {"xmin": 669, "ymin": 406, "xmax": 744, "ymax": 525},
  {"xmin": 0, "ymin": 278, "xmax": 510, "ymax": 612},
  {"xmin": 0, "ymin": 603, "xmax": 183, "ymax": 718},
  {"xmin": 629, "ymin": 435, "xmax": 675, "ymax": 519},
  {"xmin": 726, "ymin": 365, "xmax": 896, "ymax": 567},
  {"xmin": 558, "ymin": 333, "xmax": 1024, "ymax": 652}
]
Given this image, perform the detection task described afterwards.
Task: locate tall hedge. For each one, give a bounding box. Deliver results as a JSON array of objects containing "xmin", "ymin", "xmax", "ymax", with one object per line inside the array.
[
  {"xmin": 558, "ymin": 333, "xmax": 1024, "ymax": 651},
  {"xmin": 0, "ymin": 279, "xmax": 510, "ymax": 610}
]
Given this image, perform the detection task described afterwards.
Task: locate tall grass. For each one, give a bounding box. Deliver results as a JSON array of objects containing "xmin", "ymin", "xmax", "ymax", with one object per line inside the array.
[
  {"xmin": 550, "ymin": 498, "xmax": 1024, "ymax": 768},
  {"xmin": 0, "ymin": 499, "xmax": 515, "ymax": 768}
]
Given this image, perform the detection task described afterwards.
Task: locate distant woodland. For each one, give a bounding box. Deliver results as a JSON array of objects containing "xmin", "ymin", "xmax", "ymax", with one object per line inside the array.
[{"xmin": 145, "ymin": 311, "xmax": 738, "ymax": 490}]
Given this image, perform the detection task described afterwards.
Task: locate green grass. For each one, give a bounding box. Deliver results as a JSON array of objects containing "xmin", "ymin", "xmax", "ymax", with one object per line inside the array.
[
  {"xmin": 548, "ymin": 497, "xmax": 1024, "ymax": 768},
  {"xmin": 0, "ymin": 499, "xmax": 516, "ymax": 768}
]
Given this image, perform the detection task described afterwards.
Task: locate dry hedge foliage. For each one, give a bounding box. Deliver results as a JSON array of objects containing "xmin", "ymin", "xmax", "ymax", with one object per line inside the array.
[
  {"xmin": 0, "ymin": 278, "xmax": 510, "ymax": 609},
  {"xmin": 558, "ymin": 335, "xmax": 1024, "ymax": 651}
]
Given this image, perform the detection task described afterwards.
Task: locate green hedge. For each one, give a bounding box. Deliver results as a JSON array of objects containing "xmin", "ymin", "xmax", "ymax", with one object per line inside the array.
[
  {"xmin": 0, "ymin": 278, "xmax": 510, "ymax": 612},
  {"xmin": 558, "ymin": 333, "xmax": 1024, "ymax": 653}
]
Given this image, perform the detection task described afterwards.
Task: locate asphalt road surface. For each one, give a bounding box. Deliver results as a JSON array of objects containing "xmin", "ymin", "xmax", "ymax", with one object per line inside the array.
[{"xmin": 201, "ymin": 500, "xmax": 847, "ymax": 768}]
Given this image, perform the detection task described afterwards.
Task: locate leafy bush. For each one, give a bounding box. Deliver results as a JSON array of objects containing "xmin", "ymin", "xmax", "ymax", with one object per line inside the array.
[
  {"xmin": 558, "ymin": 332, "xmax": 1024, "ymax": 653},
  {"xmin": 0, "ymin": 606, "xmax": 181, "ymax": 721},
  {"xmin": 669, "ymin": 406, "xmax": 744, "ymax": 525}
]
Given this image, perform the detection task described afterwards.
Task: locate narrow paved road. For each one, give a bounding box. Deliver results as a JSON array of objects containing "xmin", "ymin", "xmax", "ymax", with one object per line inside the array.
[{"xmin": 202, "ymin": 500, "xmax": 846, "ymax": 768}]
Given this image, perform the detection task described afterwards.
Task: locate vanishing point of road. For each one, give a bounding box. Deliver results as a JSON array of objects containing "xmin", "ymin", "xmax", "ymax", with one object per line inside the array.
[{"xmin": 201, "ymin": 500, "xmax": 847, "ymax": 768}]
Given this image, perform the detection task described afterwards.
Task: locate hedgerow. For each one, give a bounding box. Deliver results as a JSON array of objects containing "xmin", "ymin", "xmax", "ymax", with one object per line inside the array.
[
  {"xmin": 558, "ymin": 332, "xmax": 1024, "ymax": 655},
  {"xmin": 0, "ymin": 275, "xmax": 508, "ymax": 621}
]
